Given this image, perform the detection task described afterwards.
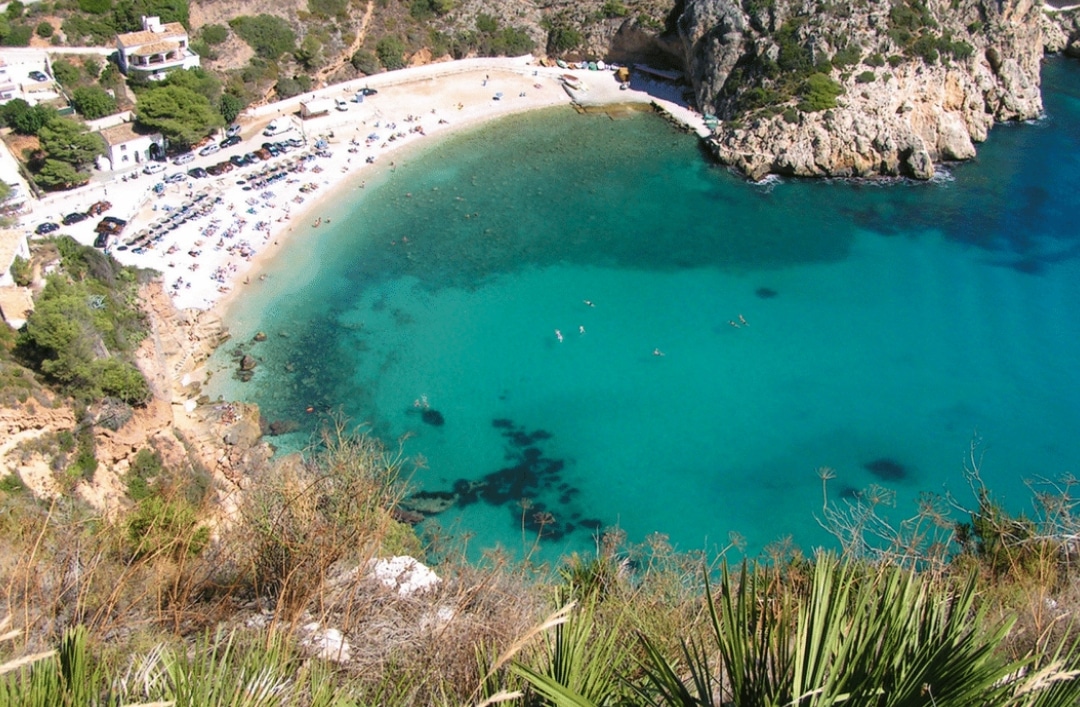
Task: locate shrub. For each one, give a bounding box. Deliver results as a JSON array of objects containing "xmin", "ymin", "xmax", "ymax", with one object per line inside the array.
[
  {"xmin": 855, "ymin": 70, "xmax": 876, "ymax": 83},
  {"xmin": 229, "ymin": 14, "xmax": 296, "ymax": 60},
  {"xmin": 77, "ymin": 0, "xmax": 110, "ymax": 13},
  {"xmin": 887, "ymin": 54, "xmax": 904, "ymax": 67},
  {"xmin": 126, "ymin": 447, "xmax": 163, "ymax": 501},
  {"xmin": 201, "ymin": 23, "xmax": 228, "ymax": 45},
  {"xmin": 82, "ymin": 57, "xmax": 102, "ymax": 79},
  {"xmin": 476, "ymin": 13, "xmax": 497, "ymax": 34},
  {"xmin": 798, "ymin": 72, "xmax": 843, "ymax": 112},
  {"xmin": 1, "ymin": 24, "xmax": 32, "ymax": 46},
  {"xmin": 375, "ymin": 35, "xmax": 406, "ymax": 70},
  {"xmin": 35, "ymin": 20, "xmax": 52, "ymax": 37},
  {"xmin": 546, "ymin": 24, "xmax": 582, "ymax": 54},
  {"xmin": 601, "ymin": 0, "xmax": 629, "ymax": 18},
  {"xmin": 351, "ymin": 48, "xmax": 378, "ymax": 74},
  {"xmin": 127, "ymin": 495, "xmax": 209, "ymax": 559},
  {"xmin": 832, "ymin": 44, "xmax": 861, "ymax": 67},
  {"xmin": 865, "ymin": 52, "xmax": 885, "ymax": 67},
  {"xmin": 52, "ymin": 58, "xmax": 80, "ymax": 86},
  {"xmin": 10, "ymin": 254, "xmax": 31, "ymax": 286},
  {"xmin": 69, "ymin": 426, "xmax": 97, "ymax": 481},
  {"xmin": 782, "ymin": 107, "xmax": 799, "ymax": 123}
]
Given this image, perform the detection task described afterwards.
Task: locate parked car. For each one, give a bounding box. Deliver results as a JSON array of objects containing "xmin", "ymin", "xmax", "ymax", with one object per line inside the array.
[
  {"xmin": 34, "ymin": 222, "xmax": 59, "ymax": 235},
  {"xmin": 28, "ymin": 70, "xmax": 48, "ymax": 82},
  {"xmin": 286, "ymin": 137, "xmax": 304, "ymax": 148},
  {"xmin": 256, "ymin": 148, "xmax": 273, "ymax": 161},
  {"xmin": 142, "ymin": 162, "xmax": 166, "ymax": 175},
  {"xmin": 87, "ymin": 200, "xmax": 111, "ymax": 216},
  {"xmin": 164, "ymin": 172, "xmax": 186, "ymax": 184},
  {"xmin": 62, "ymin": 212, "xmax": 88, "ymax": 226},
  {"xmin": 172, "ymin": 152, "xmax": 196, "ymax": 165},
  {"xmin": 95, "ymin": 216, "xmax": 127, "ymax": 235},
  {"xmin": 220, "ymin": 135, "xmax": 242, "ymax": 149},
  {"xmin": 187, "ymin": 167, "xmax": 209, "ymax": 179},
  {"xmin": 229, "ymin": 154, "xmax": 249, "ymax": 168},
  {"xmin": 226, "ymin": 124, "xmax": 242, "ymax": 138},
  {"xmin": 93, "ymin": 232, "xmax": 110, "ymax": 249},
  {"xmin": 359, "ymin": 87, "xmax": 377, "ymax": 96},
  {"xmin": 245, "ymin": 151, "xmax": 261, "ymax": 163},
  {"xmin": 198, "ymin": 142, "xmax": 220, "ymax": 157},
  {"xmin": 335, "ymin": 98, "xmax": 349, "ymax": 112}
]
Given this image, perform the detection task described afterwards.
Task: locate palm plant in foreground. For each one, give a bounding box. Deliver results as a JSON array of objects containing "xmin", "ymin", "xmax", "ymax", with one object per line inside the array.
[
  {"xmin": 632, "ymin": 555, "xmax": 1080, "ymax": 706},
  {"xmin": 512, "ymin": 592, "xmax": 634, "ymax": 705}
]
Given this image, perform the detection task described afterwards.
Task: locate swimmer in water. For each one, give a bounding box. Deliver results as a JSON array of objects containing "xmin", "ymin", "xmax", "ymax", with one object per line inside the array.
[
  {"xmin": 555, "ymin": 329, "xmax": 564, "ymax": 342},
  {"xmin": 738, "ymin": 314, "xmax": 748, "ymax": 326},
  {"xmin": 653, "ymin": 348, "xmax": 665, "ymax": 357},
  {"xmin": 729, "ymin": 320, "xmax": 740, "ymax": 328},
  {"xmin": 583, "ymin": 300, "xmax": 595, "ymax": 307},
  {"xmin": 579, "ymin": 325, "xmax": 585, "ymax": 334}
]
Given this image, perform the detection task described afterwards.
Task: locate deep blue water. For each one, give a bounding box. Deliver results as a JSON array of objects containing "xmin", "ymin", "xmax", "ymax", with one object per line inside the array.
[{"xmin": 208, "ymin": 58, "xmax": 1080, "ymax": 564}]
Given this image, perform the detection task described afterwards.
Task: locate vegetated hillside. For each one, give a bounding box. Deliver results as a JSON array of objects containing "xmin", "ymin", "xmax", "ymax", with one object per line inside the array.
[{"xmin": 183, "ymin": 0, "xmax": 677, "ymax": 103}]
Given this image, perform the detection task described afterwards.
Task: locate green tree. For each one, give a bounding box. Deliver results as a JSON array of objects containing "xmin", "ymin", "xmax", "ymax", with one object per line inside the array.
[
  {"xmin": 52, "ymin": 58, "xmax": 80, "ymax": 86},
  {"xmin": 71, "ymin": 86, "xmax": 118, "ymax": 119},
  {"xmin": 229, "ymin": 14, "xmax": 296, "ymax": 60},
  {"xmin": 1, "ymin": 98, "xmax": 56, "ymax": 134},
  {"xmin": 375, "ymin": 35, "xmax": 406, "ymax": 70},
  {"xmin": 134, "ymin": 84, "xmax": 224, "ymax": 148},
  {"xmin": 218, "ymin": 93, "xmax": 244, "ymax": 124},
  {"xmin": 160, "ymin": 67, "xmax": 221, "ymax": 103},
  {"xmin": 35, "ymin": 20, "xmax": 53, "ymax": 38},
  {"xmin": 35, "ymin": 159, "xmax": 89, "ymax": 190},
  {"xmin": 38, "ymin": 117, "xmax": 105, "ymax": 168}
]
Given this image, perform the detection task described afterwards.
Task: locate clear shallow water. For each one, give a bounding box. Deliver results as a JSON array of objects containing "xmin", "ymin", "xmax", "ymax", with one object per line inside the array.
[{"xmin": 208, "ymin": 59, "xmax": 1080, "ymax": 564}]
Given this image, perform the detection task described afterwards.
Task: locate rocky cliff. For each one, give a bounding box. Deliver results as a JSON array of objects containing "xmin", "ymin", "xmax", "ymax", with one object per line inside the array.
[{"xmin": 673, "ymin": 0, "xmax": 1047, "ymax": 179}]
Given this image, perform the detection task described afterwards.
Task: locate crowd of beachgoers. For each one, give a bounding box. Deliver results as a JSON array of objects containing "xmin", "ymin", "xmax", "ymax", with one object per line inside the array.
[{"xmin": 25, "ymin": 57, "xmax": 704, "ymax": 313}]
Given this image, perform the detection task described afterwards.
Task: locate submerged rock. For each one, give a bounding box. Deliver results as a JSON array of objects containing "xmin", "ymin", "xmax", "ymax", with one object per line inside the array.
[
  {"xmin": 421, "ymin": 408, "xmax": 445, "ymax": 426},
  {"xmin": 253, "ymin": 331, "xmax": 267, "ymax": 342},
  {"xmin": 239, "ymin": 355, "xmax": 257, "ymax": 371}
]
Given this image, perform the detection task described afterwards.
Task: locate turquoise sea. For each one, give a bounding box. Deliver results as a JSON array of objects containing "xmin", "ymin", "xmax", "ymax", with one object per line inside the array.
[{"xmin": 207, "ymin": 58, "xmax": 1080, "ymax": 564}]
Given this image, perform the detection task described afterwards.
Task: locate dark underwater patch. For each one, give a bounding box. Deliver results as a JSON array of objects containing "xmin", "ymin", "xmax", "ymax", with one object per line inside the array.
[{"xmin": 863, "ymin": 458, "xmax": 906, "ymax": 481}]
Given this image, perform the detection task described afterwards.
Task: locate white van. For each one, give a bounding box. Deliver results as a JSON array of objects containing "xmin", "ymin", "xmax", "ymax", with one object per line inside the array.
[
  {"xmin": 142, "ymin": 162, "xmax": 167, "ymax": 175},
  {"xmin": 172, "ymin": 152, "xmax": 195, "ymax": 165},
  {"xmin": 263, "ymin": 120, "xmax": 291, "ymax": 137},
  {"xmin": 335, "ymin": 98, "xmax": 349, "ymax": 112}
]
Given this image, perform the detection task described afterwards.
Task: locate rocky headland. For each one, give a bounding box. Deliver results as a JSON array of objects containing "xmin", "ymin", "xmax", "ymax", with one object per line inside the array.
[{"xmin": 669, "ymin": 0, "xmax": 1054, "ymax": 179}]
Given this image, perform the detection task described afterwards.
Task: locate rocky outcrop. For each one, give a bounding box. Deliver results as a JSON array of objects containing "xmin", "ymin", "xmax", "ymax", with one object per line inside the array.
[
  {"xmin": 1044, "ymin": 5, "xmax": 1080, "ymax": 56},
  {"xmin": 675, "ymin": 0, "xmax": 1046, "ymax": 179}
]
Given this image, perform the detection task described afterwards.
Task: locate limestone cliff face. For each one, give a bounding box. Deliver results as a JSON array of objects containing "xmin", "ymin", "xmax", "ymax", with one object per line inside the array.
[
  {"xmin": 675, "ymin": 0, "xmax": 1045, "ymax": 179},
  {"xmin": 1044, "ymin": 5, "xmax": 1080, "ymax": 56}
]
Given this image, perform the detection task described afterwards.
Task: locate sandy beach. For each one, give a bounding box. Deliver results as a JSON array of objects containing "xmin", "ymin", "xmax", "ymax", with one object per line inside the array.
[{"xmin": 28, "ymin": 56, "xmax": 706, "ymax": 315}]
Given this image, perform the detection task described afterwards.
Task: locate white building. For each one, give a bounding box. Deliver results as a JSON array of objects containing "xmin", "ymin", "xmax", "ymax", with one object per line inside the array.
[
  {"xmin": 97, "ymin": 122, "xmax": 165, "ymax": 171},
  {"xmin": 0, "ymin": 60, "xmax": 16, "ymax": 103},
  {"xmin": 116, "ymin": 16, "xmax": 200, "ymax": 81}
]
